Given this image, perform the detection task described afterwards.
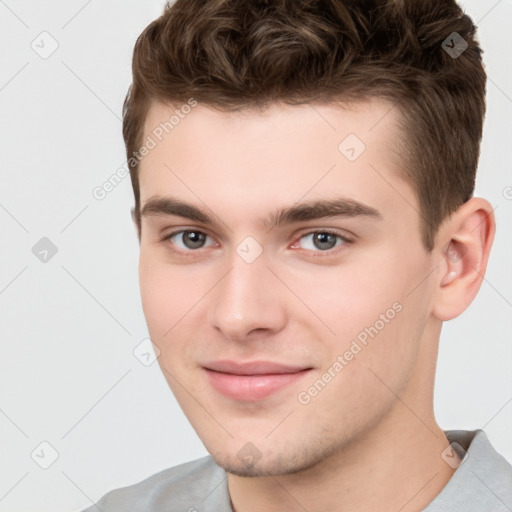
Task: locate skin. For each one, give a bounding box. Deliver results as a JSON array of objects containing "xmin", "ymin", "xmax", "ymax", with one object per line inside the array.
[{"xmin": 136, "ymin": 99, "xmax": 495, "ymax": 512}]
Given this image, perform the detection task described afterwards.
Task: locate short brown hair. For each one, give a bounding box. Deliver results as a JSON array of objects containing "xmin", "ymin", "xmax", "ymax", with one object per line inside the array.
[{"xmin": 123, "ymin": 0, "xmax": 486, "ymax": 251}]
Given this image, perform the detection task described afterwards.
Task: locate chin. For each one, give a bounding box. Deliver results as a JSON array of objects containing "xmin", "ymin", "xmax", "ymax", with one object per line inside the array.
[{"xmin": 207, "ymin": 441, "xmax": 334, "ymax": 478}]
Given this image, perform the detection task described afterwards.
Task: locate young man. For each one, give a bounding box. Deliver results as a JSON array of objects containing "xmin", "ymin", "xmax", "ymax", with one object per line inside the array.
[{"xmin": 84, "ymin": 0, "xmax": 512, "ymax": 510}]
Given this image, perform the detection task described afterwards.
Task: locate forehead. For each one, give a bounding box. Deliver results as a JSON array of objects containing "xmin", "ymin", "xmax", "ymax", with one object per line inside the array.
[
  {"xmin": 142, "ymin": 98, "xmax": 400, "ymax": 151},
  {"xmin": 138, "ymin": 99, "xmax": 412, "ymax": 227}
]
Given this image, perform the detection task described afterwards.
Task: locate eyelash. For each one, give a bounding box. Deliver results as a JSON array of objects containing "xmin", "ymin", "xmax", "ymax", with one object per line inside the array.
[{"xmin": 161, "ymin": 229, "xmax": 353, "ymax": 257}]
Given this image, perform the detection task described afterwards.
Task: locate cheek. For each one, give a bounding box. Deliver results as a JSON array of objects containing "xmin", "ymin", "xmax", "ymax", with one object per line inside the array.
[
  {"xmin": 138, "ymin": 254, "xmax": 211, "ymax": 373},
  {"xmin": 138, "ymin": 255, "xmax": 182, "ymax": 337},
  {"xmin": 297, "ymin": 251, "xmax": 427, "ymax": 371},
  {"xmin": 288, "ymin": 259, "xmax": 400, "ymax": 340},
  {"xmin": 330, "ymin": 257, "xmax": 431, "ymax": 381}
]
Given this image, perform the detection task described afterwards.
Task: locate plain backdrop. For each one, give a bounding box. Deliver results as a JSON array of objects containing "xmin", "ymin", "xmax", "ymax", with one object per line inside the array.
[{"xmin": 0, "ymin": 1, "xmax": 511, "ymax": 511}]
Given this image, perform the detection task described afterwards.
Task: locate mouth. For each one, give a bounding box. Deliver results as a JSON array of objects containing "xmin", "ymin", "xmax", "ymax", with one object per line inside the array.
[{"xmin": 203, "ymin": 360, "xmax": 313, "ymax": 401}]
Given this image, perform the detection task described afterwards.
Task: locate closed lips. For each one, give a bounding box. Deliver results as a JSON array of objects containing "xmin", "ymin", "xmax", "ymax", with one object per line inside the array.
[{"xmin": 203, "ymin": 360, "xmax": 312, "ymax": 375}]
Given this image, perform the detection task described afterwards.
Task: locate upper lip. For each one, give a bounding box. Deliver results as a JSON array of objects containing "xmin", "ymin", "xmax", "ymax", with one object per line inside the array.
[{"xmin": 203, "ymin": 360, "xmax": 311, "ymax": 375}]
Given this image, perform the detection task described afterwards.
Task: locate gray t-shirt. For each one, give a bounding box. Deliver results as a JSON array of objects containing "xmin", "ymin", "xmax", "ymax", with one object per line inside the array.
[{"xmin": 81, "ymin": 430, "xmax": 512, "ymax": 511}]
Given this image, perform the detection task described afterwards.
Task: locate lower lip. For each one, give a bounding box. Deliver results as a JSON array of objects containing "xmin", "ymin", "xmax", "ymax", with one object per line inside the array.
[{"xmin": 204, "ymin": 368, "xmax": 311, "ymax": 401}]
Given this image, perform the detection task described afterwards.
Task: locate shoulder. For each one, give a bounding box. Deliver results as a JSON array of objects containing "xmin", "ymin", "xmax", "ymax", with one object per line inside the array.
[
  {"xmin": 80, "ymin": 455, "xmax": 231, "ymax": 512},
  {"xmin": 424, "ymin": 429, "xmax": 512, "ymax": 511}
]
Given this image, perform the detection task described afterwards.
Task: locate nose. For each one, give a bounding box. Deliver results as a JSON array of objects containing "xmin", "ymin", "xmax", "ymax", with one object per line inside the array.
[{"xmin": 209, "ymin": 247, "xmax": 287, "ymax": 342}]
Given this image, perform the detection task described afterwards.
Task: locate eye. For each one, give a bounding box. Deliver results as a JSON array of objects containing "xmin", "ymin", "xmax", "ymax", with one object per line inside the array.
[
  {"xmin": 162, "ymin": 228, "xmax": 352, "ymax": 256},
  {"xmin": 292, "ymin": 230, "xmax": 352, "ymax": 253},
  {"xmin": 163, "ymin": 229, "xmax": 216, "ymax": 253}
]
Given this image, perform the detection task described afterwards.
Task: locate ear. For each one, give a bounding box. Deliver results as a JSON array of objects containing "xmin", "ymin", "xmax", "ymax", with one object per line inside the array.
[
  {"xmin": 432, "ymin": 197, "xmax": 495, "ymax": 321},
  {"xmin": 131, "ymin": 207, "xmax": 141, "ymax": 243}
]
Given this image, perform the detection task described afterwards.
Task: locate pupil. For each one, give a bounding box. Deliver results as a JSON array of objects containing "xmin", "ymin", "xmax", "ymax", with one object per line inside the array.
[
  {"xmin": 314, "ymin": 232, "xmax": 336, "ymax": 250},
  {"xmin": 184, "ymin": 231, "xmax": 205, "ymax": 249}
]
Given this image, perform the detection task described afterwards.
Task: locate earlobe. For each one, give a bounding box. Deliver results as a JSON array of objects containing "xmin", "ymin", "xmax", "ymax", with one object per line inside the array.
[{"xmin": 432, "ymin": 198, "xmax": 495, "ymax": 321}]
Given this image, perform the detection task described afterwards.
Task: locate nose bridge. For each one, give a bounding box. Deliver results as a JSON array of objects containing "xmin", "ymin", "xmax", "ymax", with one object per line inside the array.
[{"xmin": 209, "ymin": 240, "xmax": 285, "ymax": 339}]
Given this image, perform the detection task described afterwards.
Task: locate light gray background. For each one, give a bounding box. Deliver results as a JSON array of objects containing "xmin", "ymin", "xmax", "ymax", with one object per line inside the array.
[{"xmin": 0, "ymin": 1, "xmax": 511, "ymax": 511}]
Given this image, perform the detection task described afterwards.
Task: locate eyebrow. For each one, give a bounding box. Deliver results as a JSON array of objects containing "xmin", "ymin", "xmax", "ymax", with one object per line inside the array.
[{"xmin": 140, "ymin": 195, "xmax": 383, "ymax": 230}]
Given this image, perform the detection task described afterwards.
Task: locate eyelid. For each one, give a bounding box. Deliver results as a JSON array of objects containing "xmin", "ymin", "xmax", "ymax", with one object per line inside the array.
[
  {"xmin": 162, "ymin": 228, "xmax": 217, "ymax": 255},
  {"xmin": 161, "ymin": 227, "xmax": 354, "ymax": 256},
  {"xmin": 293, "ymin": 227, "xmax": 355, "ymax": 242},
  {"xmin": 290, "ymin": 229, "xmax": 353, "ymax": 254}
]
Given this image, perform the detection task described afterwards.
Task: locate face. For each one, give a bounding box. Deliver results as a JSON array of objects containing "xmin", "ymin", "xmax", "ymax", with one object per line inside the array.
[{"xmin": 137, "ymin": 99, "xmax": 439, "ymax": 476}]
